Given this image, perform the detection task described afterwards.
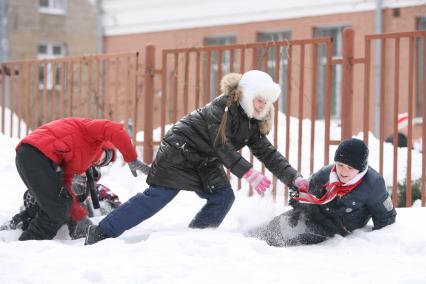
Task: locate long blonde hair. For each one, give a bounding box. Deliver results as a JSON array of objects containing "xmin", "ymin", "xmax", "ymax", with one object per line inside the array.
[{"xmin": 214, "ymin": 96, "xmax": 235, "ymax": 145}]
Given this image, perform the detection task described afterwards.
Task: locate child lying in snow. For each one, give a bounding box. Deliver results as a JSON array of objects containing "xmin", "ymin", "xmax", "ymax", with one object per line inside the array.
[{"xmin": 248, "ymin": 138, "xmax": 397, "ymax": 246}]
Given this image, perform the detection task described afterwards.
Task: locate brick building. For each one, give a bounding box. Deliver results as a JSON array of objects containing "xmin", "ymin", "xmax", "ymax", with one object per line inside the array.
[{"xmin": 0, "ymin": 0, "xmax": 100, "ymax": 62}]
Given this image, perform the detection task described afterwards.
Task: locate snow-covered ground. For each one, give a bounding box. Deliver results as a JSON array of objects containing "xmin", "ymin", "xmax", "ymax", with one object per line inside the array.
[{"xmin": 0, "ymin": 111, "xmax": 425, "ymax": 284}]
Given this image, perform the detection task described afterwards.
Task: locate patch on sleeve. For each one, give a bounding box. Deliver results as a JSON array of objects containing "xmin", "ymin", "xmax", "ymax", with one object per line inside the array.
[{"xmin": 383, "ymin": 196, "xmax": 394, "ymax": 211}]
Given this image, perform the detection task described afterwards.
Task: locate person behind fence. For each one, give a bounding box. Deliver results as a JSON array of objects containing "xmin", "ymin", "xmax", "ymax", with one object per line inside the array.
[
  {"xmin": 14, "ymin": 118, "xmax": 150, "ymax": 241},
  {"xmin": 249, "ymin": 138, "xmax": 397, "ymax": 247},
  {"xmin": 84, "ymin": 70, "xmax": 309, "ymax": 245},
  {"xmin": 0, "ymin": 165, "xmax": 122, "ymax": 239}
]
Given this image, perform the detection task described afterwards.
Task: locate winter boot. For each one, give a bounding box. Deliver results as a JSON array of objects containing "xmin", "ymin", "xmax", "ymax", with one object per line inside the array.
[{"xmin": 84, "ymin": 225, "xmax": 109, "ymax": 245}]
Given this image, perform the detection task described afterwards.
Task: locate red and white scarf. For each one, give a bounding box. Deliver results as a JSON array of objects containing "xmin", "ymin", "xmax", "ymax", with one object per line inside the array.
[{"xmin": 295, "ymin": 165, "xmax": 368, "ymax": 205}]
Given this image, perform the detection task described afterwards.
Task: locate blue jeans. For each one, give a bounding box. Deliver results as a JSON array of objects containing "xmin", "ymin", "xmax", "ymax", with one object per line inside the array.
[{"xmin": 99, "ymin": 186, "xmax": 235, "ymax": 237}]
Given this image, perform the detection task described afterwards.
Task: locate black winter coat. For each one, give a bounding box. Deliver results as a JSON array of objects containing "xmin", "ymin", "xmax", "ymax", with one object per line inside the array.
[
  {"xmin": 303, "ymin": 165, "xmax": 397, "ymax": 235},
  {"xmin": 146, "ymin": 73, "xmax": 298, "ymax": 192}
]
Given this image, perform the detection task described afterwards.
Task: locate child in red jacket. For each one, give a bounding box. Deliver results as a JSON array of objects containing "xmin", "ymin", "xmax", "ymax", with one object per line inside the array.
[{"xmin": 15, "ymin": 118, "xmax": 149, "ymax": 241}]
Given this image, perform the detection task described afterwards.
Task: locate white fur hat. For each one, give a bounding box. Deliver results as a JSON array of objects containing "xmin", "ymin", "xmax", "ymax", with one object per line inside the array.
[{"xmin": 238, "ymin": 70, "xmax": 281, "ymax": 120}]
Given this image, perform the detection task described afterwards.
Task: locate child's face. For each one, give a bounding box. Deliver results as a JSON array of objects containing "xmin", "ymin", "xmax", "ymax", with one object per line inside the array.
[
  {"xmin": 252, "ymin": 97, "xmax": 267, "ymax": 118},
  {"xmin": 335, "ymin": 162, "xmax": 359, "ymax": 183}
]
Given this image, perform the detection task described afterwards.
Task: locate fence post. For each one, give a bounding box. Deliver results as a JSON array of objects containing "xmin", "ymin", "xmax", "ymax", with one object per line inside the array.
[
  {"xmin": 341, "ymin": 28, "xmax": 355, "ymax": 140},
  {"xmin": 143, "ymin": 44, "xmax": 155, "ymax": 163}
]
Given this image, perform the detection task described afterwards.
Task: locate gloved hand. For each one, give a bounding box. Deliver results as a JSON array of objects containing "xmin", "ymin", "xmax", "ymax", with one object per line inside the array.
[
  {"xmin": 243, "ymin": 168, "xmax": 271, "ymax": 196},
  {"xmin": 293, "ymin": 176, "xmax": 309, "ymax": 192},
  {"xmin": 68, "ymin": 216, "xmax": 93, "ymax": 240},
  {"xmin": 128, "ymin": 159, "xmax": 151, "ymax": 177}
]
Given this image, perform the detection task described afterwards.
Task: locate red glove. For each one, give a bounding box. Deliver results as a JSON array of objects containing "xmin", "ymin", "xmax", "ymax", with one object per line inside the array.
[
  {"xmin": 293, "ymin": 176, "xmax": 309, "ymax": 192},
  {"xmin": 243, "ymin": 168, "xmax": 271, "ymax": 196}
]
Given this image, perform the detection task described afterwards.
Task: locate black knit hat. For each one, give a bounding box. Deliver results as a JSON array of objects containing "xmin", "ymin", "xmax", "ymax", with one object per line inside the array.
[{"xmin": 334, "ymin": 138, "xmax": 369, "ymax": 171}]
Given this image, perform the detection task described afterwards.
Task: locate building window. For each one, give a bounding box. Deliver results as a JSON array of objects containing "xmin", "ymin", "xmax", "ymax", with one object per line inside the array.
[
  {"xmin": 37, "ymin": 42, "xmax": 66, "ymax": 89},
  {"xmin": 39, "ymin": 0, "xmax": 66, "ymax": 15},
  {"xmin": 204, "ymin": 35, "xmax": 236, "ymax": 98},
  {"xmin": 314, "ymin": 25, "xmax": 348, "ymax": 119},
  {"xmin": 257, "ymin": 30, "xmax": 291, "ymax": 113},
  {"xmin": 416, "ymin": 17, "xmax": 426, "ymax": 117}
]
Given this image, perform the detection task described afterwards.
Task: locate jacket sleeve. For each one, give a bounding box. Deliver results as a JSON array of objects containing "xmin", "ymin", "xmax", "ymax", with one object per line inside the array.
[
  {"xmin": 247, "ymin": 133, "xmax": 298, "ymax": 186},
  {"xmin": 84, "ymin": 119, "xmax": 137, "ymax": 162},
  {"xmin": 366, "ymin": 177, "xmax": 397, "ymax": 230},
  {"xmin": 205, "ymin": 101, "xmax": 252, "ymax": 178}
]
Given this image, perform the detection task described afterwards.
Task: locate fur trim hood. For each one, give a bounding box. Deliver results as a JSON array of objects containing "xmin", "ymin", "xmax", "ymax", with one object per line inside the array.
[{"xmin": 220, "ymin": 71, "xmax": 280, "ymax": 135}]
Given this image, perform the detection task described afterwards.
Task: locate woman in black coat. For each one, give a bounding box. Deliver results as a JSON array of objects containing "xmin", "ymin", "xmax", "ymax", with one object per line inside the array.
[
  {"xmin": 249, "ymin": 138, "xmax": 397, "ymax": 247},
  {"xmin": 85, "ymin": 70, "xmax": 307, "ymax": 245}
]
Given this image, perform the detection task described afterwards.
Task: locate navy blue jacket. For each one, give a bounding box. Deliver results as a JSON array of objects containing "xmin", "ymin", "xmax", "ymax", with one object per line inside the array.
[{"xmin": 305, "ymin": 165, "xmax": 397, "ymax": 235}]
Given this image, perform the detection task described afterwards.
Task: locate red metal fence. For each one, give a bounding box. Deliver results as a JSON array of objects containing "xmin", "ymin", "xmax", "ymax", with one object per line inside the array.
[
  {"xmin": 1, "ymin": 28, "xmax": 425, "ymax": 207},
  {"xmin": 0, "ymin": 52, "xmax": 142, "ymax": 142}
]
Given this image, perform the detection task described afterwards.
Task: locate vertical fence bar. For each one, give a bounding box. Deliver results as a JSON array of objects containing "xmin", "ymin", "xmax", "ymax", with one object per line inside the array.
[
  {"xmin": 324, "ymin": 39, "xmax": 333, "ymax": 165},
  {"xmin": 41, "ymin": 62, "xmax": 48, "ymax": 125},
  {"xmin": 87, "ymin": 60, "xmax": 93, "ymax": 117},
  {"xmin": 392, "ymin": 37, "xmax": 400, "ymax": 207},
  {"xmin": 363, "ymin": 37, "xmax": 371, "ymax": 144},
  {"xmin": 379, "ymin": 39, "xmax": 387, "ymax": 175},
  {"xmin": 310, "ymin": 44, "xmax": 318, "ymax": 175},
  {"xmin": 205, "ymin": 50, "xmax": 212, "ymax": 106},
  {"xmin": 9, "ymin": 64, "xmax": 15, "ymax": 137},
  {"xmin": 422, "ymin": 33, "xmax": 426, "ymax": 207},
  {"xmin": 341, "ymin": 28, "xmax": 354, "ymax": 140},
  {"xmin": 18, "ymin": 64, "xmax": 23, "ymax": 138},
  {"xmin": 161, "ymin": 51, "xmax": 168, "ymax": 139},
  {"xmin": 173, "ymin": 52, "xmax": 179, "ymax": 122},
  {"xmin": 217, "ymin": 50, "xmax": 223, "ymax": 98},
  {"xmin": 60, "ymin": 62, "xmax": 65, "ymax": 119},
  {"xmin": 183, "ymin": 51, "xmax": 190, "ymax": 114},
  {"xmin": 50, "ymin": 63, "xmax": 57, "ymax": 122},
  {"xmin": 195, "ymin": 51, "xmax": 201, "ymax": 109},
  {"xmin": 132, "ymin": 53, "xmax": 139, "ymax": 146},
  {"xmin": 104, "ymin": 59, "xmax": 110, "ymax": 119},
  {"xmin": 123, "ymin": 56, "xmax": 131, "ymax": 129},
  {"xmin": 33, "ymin": 62, "xmax": 40, "ymax": 129},
  {"xmin": 406, "ymin": 36, "xmax": 415, "ymax": 207},
  {"xmin": 144, "ymin": 45, "xmax": 155, "ymax": 163},
  {"xmin": 68, "ymin": 61, "xmax": 74, "ymax": 117},
  {"xmin": 114, "ymin": 57, "xmax": 120, "ymax": 121},
  {"xmin": 95, "ymin": 59, "xmax": 100, "ymax": 118},
  {"xmin": 284, "ymin": 45, "xmax": 293, "ymax": 205},
  {"xmin": 1, "ymin": 64, "xmax": 5, "ymax": 134},
  {"xmin": 297, "ymin": 44, "xmax": 305, "ymax": 173},
  {"xmin": 77, "ymin": 60, "xmax": 83, "ymax": 117},
  {"xmin": 25, "ymin": 63, "xmax": 31, "ymax": 135},
  {"xmin": 238, "ymin": 48, "xmax": 245, "ymax": 191},
  {"xmin": 272, "ymin": 45, "xmax": 281, "ymax": 201}
]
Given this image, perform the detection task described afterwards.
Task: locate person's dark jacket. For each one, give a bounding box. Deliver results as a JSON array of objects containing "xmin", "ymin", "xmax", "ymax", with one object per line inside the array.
[
  {"xmin": 298, "ymin": 165, "xmax": 397, "ymax": 236},
  {"xmin": 147, "ymin": 73, "xmax": 298, "ymax": 192}
]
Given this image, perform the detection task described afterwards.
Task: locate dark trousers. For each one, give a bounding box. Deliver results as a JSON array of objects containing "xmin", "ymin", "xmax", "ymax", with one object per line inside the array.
[
  {"xmin": 15, "ymin": 144, "xmax": 71, "ymax": 240},
  {"xmin": 99, "ymin": 186, "xmax": 235, "ymax": 238},
  {"xmin": 248, "ymin": 209, "xmax": 331, "ymax": 247}
]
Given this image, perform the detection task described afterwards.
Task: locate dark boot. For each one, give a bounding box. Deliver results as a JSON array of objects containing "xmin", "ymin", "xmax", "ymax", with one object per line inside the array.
[{"xmin": 84, "ymin": 225, "xmax": 109, "ymax": 245}]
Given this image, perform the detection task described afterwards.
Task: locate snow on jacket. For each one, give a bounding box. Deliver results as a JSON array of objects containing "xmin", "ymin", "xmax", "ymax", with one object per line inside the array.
[
  {"xmin": 17, "ymin": 118, "xmax": 137, "ymax": 220},
  {"xmin": 147, "ymin": 73, "xmax": 299, "ymax": 192},
  {"xmin": 304, "ymin": 164, "xmax": 396, "ymax": 234}
]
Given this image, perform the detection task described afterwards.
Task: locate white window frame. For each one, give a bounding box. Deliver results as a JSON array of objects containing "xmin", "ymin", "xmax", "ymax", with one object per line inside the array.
[
  {"xmin": 314, "ymin": 25, "xmax": 348, "ymax": 120},
  {"xmin": 37, "ymin": 42, "xmax": 66, "ymax": 89},
  {"xmin": 204, "ymin": 34, "xmax": 236, "ymax": 98},
  {"xmin": 257, "ymin": 30, "xmax": 292, "ymax": 113},
  {"xmin": 39, "ymin": 0, "xmax": 66, "ymax": 15}
]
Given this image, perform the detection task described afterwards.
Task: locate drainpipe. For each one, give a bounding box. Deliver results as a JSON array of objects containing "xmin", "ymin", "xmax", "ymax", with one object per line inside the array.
[
  {"xmin": 374, "ymin": 0, "xmax": 383, "ymax": 136},
  {"xmin": 96, "ymin": 0, "xmax": 104, "ymax": 54}
]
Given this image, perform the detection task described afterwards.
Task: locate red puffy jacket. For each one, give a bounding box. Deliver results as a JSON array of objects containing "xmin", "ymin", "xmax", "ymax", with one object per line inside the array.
[{"xmin": 17, "ymin": 118, "xmax": 138, "ymax": 221}]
